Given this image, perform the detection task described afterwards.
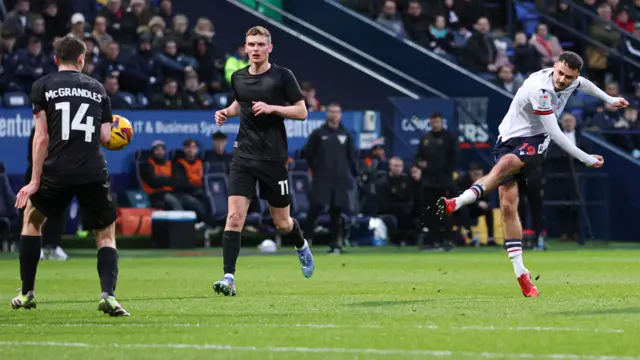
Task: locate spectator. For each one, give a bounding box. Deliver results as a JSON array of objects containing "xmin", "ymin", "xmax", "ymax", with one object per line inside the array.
[
  {"xmin": 151, "ymin": 77, "xmax": 186, "ymax": 109},
  {"xmin": 494, "ymin": 65, "xmax": 523, "ymax": 94},
  {"xmin": 224, "ymin": 43, "xmax": 249, "ymax": 85},
  {"xmin": 375, "ymin": 157, "xmax": 414, "ymax": 245},
  {"xmin": 140, "ymin": 140, "xmax": 182, "ymax": 210},
  {"xmin": 173, "ymin": 138, "xmax": 214, "ymax": 229},
  {"xmin": 460, "ymin": 17, "xmax": 497, "ymax": 75},
  {"xmin": 11, "ymin": 36, "xmax": 53, "ymax": 92},
  {"xmin": 84, "ymin": 35, "xmax": 100, "ymax": 65},
  {"xmin": 588, "ymin": 4, "xmax": 621, "ymax": 86},
  {"xmin": 92, "ymin": 15, "xmax": 114, "ymax": 52},
  {"xmin": 42, "ymin": 1, "xmax": 69, "ymax": 41},
  {"xmin": 98, "ymin": 0, "xmax": 128, "ymax": 45},
  {"xmin": 147, "ymin": 16, "xmax": 167, "ymax": 47},
  {"xmin": 157, "ymin": 39, "xmax": 198, "ymax": 82},
  {"xmin": 455, "ymin": 163, "xmax": 495, "ymax": 246},
  {"xmin": 440, "ymin": 0, "xmax": 462, "ymax": 32},
  {"xmin": 123, "ymin": 34, "xmax": 160, "ymax": 95},
  {"xmin": 203, "ymin": 131, "xmax": 232, "ymax": 171},
  {"xmin": 622, "ymin": 107, "xmax": 640, "ymax": 156},
  {"xmin": 415, "ymin": 111, "xmax": 458, "ymax": 249},
  {"xmin": 530, "ymin": 23, "xmax": 563, "ymax": 68},
  {"xmin": 301, "ymin": 81, "xmax": 321, "ymax": 112},
  {"xmin": 403, "ymin": 0, "xmax": 430, "ymax": 47},
  {"xmin": 0, "ymin": 31, "xmax": 18, "ymax": 90},
  {"xmin": 125, "ymin": 0, "xmax": 153, "ymax": 32},
  {"xmin": 630, "ymin": 0, "xmax": 640, "ymax": 23},
  {"xmin": 104, "ymin": 75, "xmax": 131, "ymax": 109},
  {"xmin": 593, "ymin": 102, "xmax": 631, "ymax": 150},
  {"xmin": 546, "ymin": 114, "xmax": 590, "ymax": 242},
  {"xmin": 193, "ymin": 37, "xmax": 223, "ymax": 93},
  {"xmin": 81, "ymin": 56, "xmax": 98, "ymax": 79},
  {"xmin": 95, "ymin": 40, "xmax": 126, "ymax": 82},
  {"xmin": 376, "ymin": 0, "xmax": 406, "ymax": 37},
  {"xmin": 164, "ymin": 14, "xmax": 194, "ymax": 56},
  {"xmin": 302, "ymin": 102, "xmax": 356, "ymax": 253},
  {"xmin": 157, "ymin": 0, "xmax": 174, "ymax": 25},
  {"xmin": 192, "ymin": 17, "xmax": 214, "ymax": 42},
  {"xmin": 512, "ymin": 31, "xmax": 541, "ymax": 76},
  {"xmin": 4, "ymin": 0, "xmax": 33, "ymax": 36},
  {"xmin": 427, "ymin": 15, "xmax": 457, "ymax": 59},
  {"xmin": 68, "ymin": 13, "xmax": 86, "ymax": 39},
  {"xmin": 455, "ymin": 0, "xmax": 487, "ymax": 32},
  {"xmin": 183, "ymin": 72, "xmax": 211, "ymax": 109},
  {"xmin": 615, "ymin": 8, "xmax": 634, "ymax": 33},
  {"xmin": 596, "ymin": 81, "xmax": 620, "ymax": 112},
  {"xmin": 607, "ymin": 0, "xmax": 621, "ymax": 14},
  {"xmin": 17, "ymin": 14, "xmax": 46, "ymax": 52}
]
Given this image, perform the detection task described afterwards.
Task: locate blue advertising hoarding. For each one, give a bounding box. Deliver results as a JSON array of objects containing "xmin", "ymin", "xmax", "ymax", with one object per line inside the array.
[{"xmin": 0, "ymin": 109, "xmax": 381, "ymax": 175}]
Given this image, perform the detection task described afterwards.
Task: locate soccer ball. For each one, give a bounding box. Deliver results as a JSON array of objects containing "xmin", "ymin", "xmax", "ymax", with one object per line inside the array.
[{"xmin": 104, "ymin": 114, "xmax": 134, "ymax": 151}]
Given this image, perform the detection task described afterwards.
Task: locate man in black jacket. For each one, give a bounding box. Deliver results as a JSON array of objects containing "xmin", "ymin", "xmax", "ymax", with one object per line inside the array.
[
  {"xmin": 302, "ymin": 102, "xmax": 356, "ymax": 253},
  {"xmin": 455, "ymin": 163, "xmax": 495, "ymax": 246},
  {"xmin": 415, "ymin": 111, "xmax": 458, "ymax": 248},
  {"xmin": 376, "ymin": 157, "xmax": 413, "ymax": 244}
]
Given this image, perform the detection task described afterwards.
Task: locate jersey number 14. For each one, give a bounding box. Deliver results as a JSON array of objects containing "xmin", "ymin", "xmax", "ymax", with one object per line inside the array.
[{"xmin": 56, "ymin": 102, "xmax": 95, "ymax": 142}]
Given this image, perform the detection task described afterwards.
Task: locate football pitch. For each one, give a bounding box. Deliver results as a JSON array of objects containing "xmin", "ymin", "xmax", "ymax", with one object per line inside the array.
[{"xmin": 0, "ymin": 246, "xmax": 639, "ymax": 359}]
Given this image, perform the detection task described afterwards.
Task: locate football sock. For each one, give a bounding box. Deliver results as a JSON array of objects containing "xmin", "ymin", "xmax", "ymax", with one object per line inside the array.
[
  {"xmin": 504, "ymin": 238, "xmax": 528, "ymax": 277},
  {"xmin": 281, "ymin": 218, "xmax": 306, "ymax": 249},
  {"xmin": 42, "ymin": 216, "xmax": 63, "ymax": 248},
  {"xmin": 223, "ymin": 230, "xmax": 241, "ymax": 275},
  {"xmin": 454, "ymin": 184, "xmax": 485, "ymax": 211},
  {"xmin": 19, "ymin": 235, "xmax": 41, "ymax": 295},
  {"xmin": 97, "ymin": 247, "xmax": 119, "ymax": 296}
]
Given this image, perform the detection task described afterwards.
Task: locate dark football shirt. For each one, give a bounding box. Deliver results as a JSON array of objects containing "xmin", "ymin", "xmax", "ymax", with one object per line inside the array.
[
  {"xmin": 230, "ymin": 64, "xmax": 304, "ymax": 163},
  {"xmin": 30, "ymin": 70, "xmax": 113, "ymax": 184}
]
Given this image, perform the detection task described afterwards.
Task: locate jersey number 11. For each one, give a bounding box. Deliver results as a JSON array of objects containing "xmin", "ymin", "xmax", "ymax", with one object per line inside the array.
[{"xmin": 56, "ymin": 102, "xmax": 95, "ymax": 143}]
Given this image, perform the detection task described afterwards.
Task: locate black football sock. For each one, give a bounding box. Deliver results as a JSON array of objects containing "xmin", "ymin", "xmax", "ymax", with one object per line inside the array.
[
  {"xmin": 281, "ymin": 219, "xmax": 306, "ymax": 249},
  {"xmin": 42, "ymin": 216, "xmax": 63, "ymax": 248},
  {"xmin": 19, "ymin": 235, "xmax": 41, "ymax": 295},
  {"xmin": 97, "ymin": 247, "xmax": 119, "ymax": 296},
  {"xmin": 223, "ymin": 231, "xmax": 241, "ymax": 275}
]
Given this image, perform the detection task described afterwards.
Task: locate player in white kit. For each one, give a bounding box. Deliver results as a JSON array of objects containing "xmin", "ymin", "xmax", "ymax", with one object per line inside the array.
[{"xmin": 437, "ymin": 52, "xmax": 628, "ymax": 298}]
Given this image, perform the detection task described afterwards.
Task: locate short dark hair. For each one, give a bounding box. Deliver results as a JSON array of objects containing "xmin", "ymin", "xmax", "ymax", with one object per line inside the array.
[
  {"xmin": 327, "ymin": 101, "xmax": 341, "ymax": 109},
  {"xmin": 429, "ymin": 111, "xmax": 443, "ymax": 120},
  {"xmin": 53, "ymin": 35, "xmax": 86, "ymax": 63},
  {"xmin": 212, "ymin": 131, "xmax": 227, "ymax": 140},
  {"xmin": 183, "ymin": 138, "xmax": 198, "ymax": 147},
  {"xmin": 558, "ymin": 51, "xmax": 583, "ymax": 71}
]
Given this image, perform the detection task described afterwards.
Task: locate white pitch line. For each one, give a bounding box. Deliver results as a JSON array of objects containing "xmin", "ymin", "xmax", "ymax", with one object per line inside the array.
[
  {"xmin": 0, "ymin": 322, "xmax": 625, "ymax": 333},
  {"xmin": 0, "ymin": 341, "xmax": 638, "ymax": 360}
]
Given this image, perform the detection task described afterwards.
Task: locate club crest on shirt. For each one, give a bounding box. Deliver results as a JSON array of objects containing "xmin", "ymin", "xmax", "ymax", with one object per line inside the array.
[{"xmin": 337, "ymin": 135, "xmax": 347, "ymax": 144}]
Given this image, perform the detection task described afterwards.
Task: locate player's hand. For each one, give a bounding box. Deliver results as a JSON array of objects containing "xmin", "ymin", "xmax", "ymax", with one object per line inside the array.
[
  {"xmin": 588, "ymin": 155, "xmax": 604, "ymax": 168},
  {"xmin": 215, "ymin": 109, "xmax": 228, "ymax": 126},
  {"xmin": 611, "ymin": 98, "xmax": 629, "ymax": 109},
  {"xmin": 252, "ymin": 101, "xmax": 273, "ymax": 115},
  {"xmin": 15, "ymin": 182, "xmax": 39, "ymax": 209}
]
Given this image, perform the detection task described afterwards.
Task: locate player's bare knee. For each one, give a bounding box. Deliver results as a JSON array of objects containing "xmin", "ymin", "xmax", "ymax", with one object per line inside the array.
[
  {"xmin": 226, "ymin": 212, "xmax": 246, "ymax": 230},
  {"xmin": 22, "ymin": 204, "xmax": 45, "ymax": 236},
  {"xmin": 95, "ymin": 222, "xmax": 116, "ymax": 249},
  {"xmin": 274, "ymin": 217, "xmax": 292, "ymax": 232}
]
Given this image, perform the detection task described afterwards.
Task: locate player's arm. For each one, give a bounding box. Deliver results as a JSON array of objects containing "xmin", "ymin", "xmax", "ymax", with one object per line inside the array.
[
  {"xmin": 275, "ymin": 69, "xmax": 308, "ymax": 120},
  {"xmin": 100, "ymin": 87, "xmax": 114, "ymax": 144},
  {"xmin": 531, "ymin": 89, "xmax": 598, "ymax": 166},
  {"xmin": 578, "ymin": 76, "xmax": 627, "ymax": 106},
  {"xmin": 224, "ymin": 100, "xmax": 240, "ymax": 117},
  {"xmin": 30, "ymin": 110, "xmax": 49, "ymax": 185}
]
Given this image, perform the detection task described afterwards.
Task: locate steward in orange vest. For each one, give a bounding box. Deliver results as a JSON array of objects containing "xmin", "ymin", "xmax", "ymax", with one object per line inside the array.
[
  {"xmin": 140, "ymin": 140, "xmax": 175, "ymax": 195},
  {"xmin": 174, "ymin": 139, "xmax": 205, "ymax": 197}
]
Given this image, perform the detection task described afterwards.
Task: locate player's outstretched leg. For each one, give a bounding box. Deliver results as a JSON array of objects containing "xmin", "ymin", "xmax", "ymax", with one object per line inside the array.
[
  {"xmin": 437, "ymin": 154, "xmax": 524, "ymax": 218},
  {"xmin": 95, "ymin": 222, "xmax": 129, "ymax": 316},
  {"xmin": 499, "ymin": 181, "xmax": 538, "ymax": 298},
  {"xmin": 271, "ymin": 206, "xmax": 315, "ymax": 278},
  {"xmin": 11, "ymin": 201, "xmax": 44, "ymax": 310},
  {"xmin": 214, "ymin": 196, "xmax": 250, "ymax": 296}
]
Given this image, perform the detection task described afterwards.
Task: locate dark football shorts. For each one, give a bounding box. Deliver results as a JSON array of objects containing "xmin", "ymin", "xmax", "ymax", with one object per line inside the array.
[
  {"xmin": 30, "ymin": 176, "xmax": 117, "ymax": 231},
  {"xmin": 494, "ymin": 133, "xmax": 550, "ymax": 185},
  {"xmin": 228, "ymin": 156, "xmax": 291, "ymax": 208}
]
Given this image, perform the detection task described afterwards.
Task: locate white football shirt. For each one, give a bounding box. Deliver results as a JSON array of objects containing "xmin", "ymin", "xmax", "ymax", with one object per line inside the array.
[{"xmin": 498, "ymin": 68, "xmax": 580, "ymax": 141}]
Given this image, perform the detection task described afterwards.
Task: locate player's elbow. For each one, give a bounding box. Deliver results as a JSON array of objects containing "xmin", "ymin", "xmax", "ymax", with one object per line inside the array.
[
  {"xmin": 295, "ymin": 105, "xmax": 308, "ymax": 121},
  {"xmin": 34, "ymin": 132, "xmax": 49, "ymax": 147}
]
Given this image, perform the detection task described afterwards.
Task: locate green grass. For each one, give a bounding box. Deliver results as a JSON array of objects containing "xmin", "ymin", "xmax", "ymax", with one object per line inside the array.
[{"xmin": 1, "ymin": 247, "xmax": 640, "ymax": 359}]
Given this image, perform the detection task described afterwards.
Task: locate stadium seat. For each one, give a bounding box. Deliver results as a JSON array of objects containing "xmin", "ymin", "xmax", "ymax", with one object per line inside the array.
[
  {"xmin": 565, "ymin": 94, "xmax": 584, "ymax": 111},
  {"xmin": 246, "ymin": 189, "xmax": 264, "ymax": 229},
  {"xmin": 290, "ymin": 171, "xmax": 312, "ymax": 222},
  {"xmin": 213, "ymin": 92, "xmax": 232, "ymax": 109},
  {"xmin": 515, "ymin": 2, "xmax": 539, "ymax": 35},
  {"xmin": 3, "ymin": 92, "xmax": 29, "ymax": 108},
  {"xmin": 137, "ymin": 93, "xmax": 149, "ymax": 108},
  {"xmin": 125, "ymin": 190, "xmax": 151, "ymax": 208},
  {"xmin": 120, "ymin": 92, "xmax": 139, "ymax": 108},
  {"xmin": 204, "ymin": 173, "xmax": 229, "ymax": 223}
]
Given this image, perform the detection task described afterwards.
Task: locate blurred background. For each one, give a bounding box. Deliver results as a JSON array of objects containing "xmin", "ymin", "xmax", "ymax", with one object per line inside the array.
[{"xmin": 0, "ymin": 0, "xmax": 639, "ymax": 255}]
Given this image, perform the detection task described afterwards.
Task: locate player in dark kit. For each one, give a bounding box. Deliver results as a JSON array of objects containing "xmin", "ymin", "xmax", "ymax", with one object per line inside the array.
[
  {"xmin": 213, "ymin": 26, "xmax": 315, "ymax": 296},
  {"xmin": 12, "ymin": 36, "xmax": 129, "ymax": 316}
]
